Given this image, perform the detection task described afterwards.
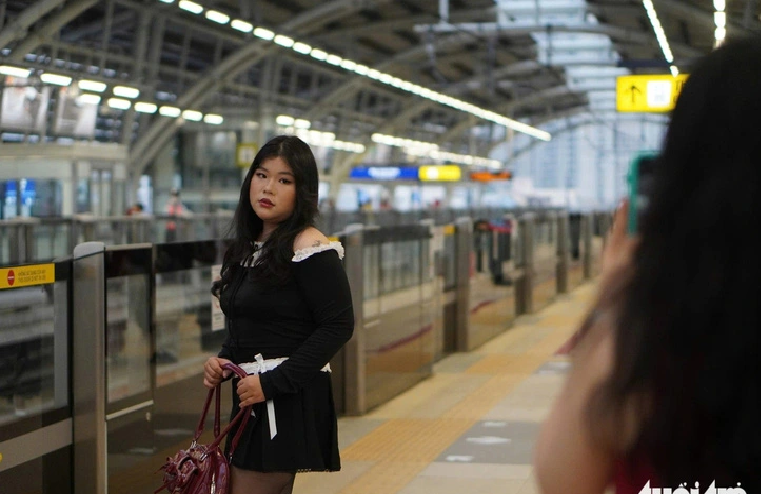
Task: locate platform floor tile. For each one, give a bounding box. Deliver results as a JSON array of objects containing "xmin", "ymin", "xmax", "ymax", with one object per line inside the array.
[{"xmin": 294, "ymin": 282, "xmax": 596, "ymax": 494}]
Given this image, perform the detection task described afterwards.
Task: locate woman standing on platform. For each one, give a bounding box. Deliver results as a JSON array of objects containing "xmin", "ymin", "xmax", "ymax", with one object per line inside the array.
[
  {"xmin": 534, "ymin": 36, "xmax": 761, "ymax": 494},
  {"xmin": 203, "ymin": 135, "xmax": 354, "ymax": 494}
]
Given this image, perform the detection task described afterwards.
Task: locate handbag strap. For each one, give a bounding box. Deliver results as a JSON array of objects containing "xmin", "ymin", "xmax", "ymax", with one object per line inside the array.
[{"xmin": 193, "ymin": 363, "xmax": 253, "ymax": 458}]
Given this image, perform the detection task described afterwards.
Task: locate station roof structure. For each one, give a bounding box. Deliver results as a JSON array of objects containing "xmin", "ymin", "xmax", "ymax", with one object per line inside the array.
[{"xmin": 1, "ymin": 0, "xmax": 758, "ymax": 177}]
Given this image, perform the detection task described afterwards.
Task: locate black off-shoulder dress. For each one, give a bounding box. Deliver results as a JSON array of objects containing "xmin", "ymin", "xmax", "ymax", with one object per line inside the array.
[{"xmin": 217, "ymin": 241, "xmax": 354, "ymax": 473}]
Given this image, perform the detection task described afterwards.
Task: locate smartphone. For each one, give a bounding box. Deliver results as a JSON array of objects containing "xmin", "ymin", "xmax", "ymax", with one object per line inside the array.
[{"xmin": 627, "ymin": 152, "xmax": 658, "ymax": 234}]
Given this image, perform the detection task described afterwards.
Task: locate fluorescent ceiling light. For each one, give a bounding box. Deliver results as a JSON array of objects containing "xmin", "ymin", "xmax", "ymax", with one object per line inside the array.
[
  {"xmin": 714, "ymin": 11, "xmax": 726, "ymax": 27},
  {"xmin": 159, "ymin": 106, "xmax": 181, "ymax": 117},
  {"xmin": 107, "ymin": 98, "xmax": 131, "ymax": 110},
  {"xmin": 292, "ymin": 42, "xmax": 312, "ymax": 54},
  {"xmin": 182, "ymin": 109, "xmax": 203, "ymax": 121},
  {"xmin": 276, "ymin": 115, "xmax": 295, "ymax": 126},
  {"xmin": 113, "ymin": 85, "xmax": 140, "ymax": 98},
  {"xmin": 714, "ymin": 0, "xmax": 725, "ymax": 10},
  {"xmin": 178, "ymin": 0, "xmax": 203, "ymax": 14},
  {"xmin": 77, "ymin": 94, "xmax": 101, "ymax": 104},
  {"xmin": 231, "ymin": 19, "xmax": 253, "ymax": 32},
  {"xmin": 274, "ymin": 35, "xmax": 294, "ymax": 47},
  {"xmin": 670, "ymin": 65, "xmax": 679, "ymax": 77},
  {"xmin": 310, "ymin": 49, "xmax": 327, "ymax": 60},
  {"xmin": 40, "ymin": 73, "xmax": 72, "ymax": 86},
  {"xmin": 134, "ymin": 102, "xmax": 158, "ymax": 113},
  {"xmin": 294, "ymin": 118, "xmax": 310, "ymax": 129},
  {"xmin": 340, "ymin": 60, "xmax": 357, "ymax": 71},
  {"xmin": 353, "ymin": 65, "xmax": 369, "ymax": 76},
  {"xmin": 326, "ymin": 55, "xmax": 342, "ymax": 66},
  {"xmin": 205, "ymin": 10, "xmax": 229, "ymax": 24},
  {"xmin": 253, "ymin": 27, "xmax": 275, "ymax": 40},
  {"xmin": 158, "ymin": 0, "xmax": 174, "ymax": 3},
  {"xmin": 204, "ymin": 114, "xmax": 223, "ymax": 124},
  {"xmin": 0, "ymin": 65, "xmax": 31, "ymax": 78},
  {"xmin": 78, "ymin": 79, "xmax": 106, "ymax": 92}
]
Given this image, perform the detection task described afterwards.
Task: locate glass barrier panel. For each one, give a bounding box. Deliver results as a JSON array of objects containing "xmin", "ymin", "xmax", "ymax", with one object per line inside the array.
[
  {"xmin": 105, "ymin": 273, "xmax": 152, "ymax": 404},
  {"xmin": 0, "ymin": 263, "xmax": 69, "ymax": 430}
]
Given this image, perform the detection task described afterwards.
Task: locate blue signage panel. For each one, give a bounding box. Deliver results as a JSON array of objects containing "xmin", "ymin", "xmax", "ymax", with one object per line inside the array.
[{"xmin": 350, "ymin": 166, "xmax": 418, "ymax": 181}]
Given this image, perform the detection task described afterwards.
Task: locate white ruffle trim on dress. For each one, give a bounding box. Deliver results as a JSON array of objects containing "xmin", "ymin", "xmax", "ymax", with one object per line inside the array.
[{"xmin": 292, "ymin": 241, "xmax": 344, "ymax": 262}]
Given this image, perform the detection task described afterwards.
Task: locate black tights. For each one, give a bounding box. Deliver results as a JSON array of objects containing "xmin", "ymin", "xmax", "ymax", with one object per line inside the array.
[{"xmin": 231, "ymin": 466, "xmax": 296, "ymax": 494}]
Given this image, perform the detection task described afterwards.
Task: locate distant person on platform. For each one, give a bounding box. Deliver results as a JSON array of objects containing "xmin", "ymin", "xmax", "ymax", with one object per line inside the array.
[
  {"xmin": 125, "ymin": 203, "xmax": 144, "ymax": 216},
  {"xmin": 164, "ymin": 189, "xmax": 190, "ymax": 242}
]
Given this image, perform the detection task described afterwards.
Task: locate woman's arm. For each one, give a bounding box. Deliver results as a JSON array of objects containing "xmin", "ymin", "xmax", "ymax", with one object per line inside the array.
[{"xmin": 258, "ymin": 229, "xmax": 354, "ymax": 399}]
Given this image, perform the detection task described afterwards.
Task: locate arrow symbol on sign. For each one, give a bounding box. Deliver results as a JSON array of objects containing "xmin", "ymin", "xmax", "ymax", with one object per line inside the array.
[
  {"xmin": 446, "ymin": 455, "xmax": 474, "ymax": 462},
  {"xmin": 466, "ymin": 436, "xmax": 512, "ymax": 445},
  {"xmin": 629, "ymin": 85, "xmax": 642, "ymax": 104}
]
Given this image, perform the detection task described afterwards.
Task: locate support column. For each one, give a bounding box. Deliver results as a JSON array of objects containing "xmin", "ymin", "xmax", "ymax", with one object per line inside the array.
[
  {"xmin": 340, "ymin": 224, "xmax": 365, "ymax": 415},
  {"xmin": 454, "ymin": 217, "xmax": 472, "ymax": 350},
  {"xmin": 556, "ymin": 212, "xmax": 570, "ymax": 294},
  {"xmin": 72, "ymin": 241, "xmax": 107, "ymax": 494}
]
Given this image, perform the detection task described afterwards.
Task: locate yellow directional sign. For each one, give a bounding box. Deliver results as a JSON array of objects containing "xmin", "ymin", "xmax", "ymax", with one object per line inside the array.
[
  {"xmin": 236, "ymin": 143, "xmax": 258, "ymax": 168},
  {"xmin": 616, "ymin": 74, "xmax": 689, "ymax": 113}
]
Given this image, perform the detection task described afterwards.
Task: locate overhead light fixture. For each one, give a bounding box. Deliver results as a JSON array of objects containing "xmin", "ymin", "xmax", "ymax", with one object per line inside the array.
[
  {"xmin": 253, "ymin": 27, "xmax": 274, "ymax": 40},
  {"xmin": 40, "ymin": 73, "xmax": 72, "ymax": 86},
  {"xmin": 182, "ymin": 109, "xmax": 203, "ymax": 121},
  {"xmin": 158, "ymin": 0, "xmax": 174, "ymax": 3},
  {"xmin": 113, "ymin": 85, "xmax": 140, "ymax": 98},
  {"xmin": 159, "ymin": 106, "xmax": 181, "ymax": 117},
  {"xmin": 78, "ymin": 79, "xmax": 106, "ymax": 92},
  {"xmin": 326, "ymin": 55, "xmax": 342, "ymax": 66},
  {"xmin": 204, "ymin": 114, "xmax": 224, "ymax": 124},
  {"xmin": 77, "ymin": 94, "xmax": 101, "ymax": 104},
  {"xmin": 293, "ymin": 118, "xmax": 311, "ymax": 129},
  {"xmin": 231, "ymin": 19, "xmax": 253, "ymax": 33},
  {"xmin": 178, "ymin": 0, "xmax": 203, "ymax": 14},
  {"xmin": 274, "ymin": 35, "xmax": 294, "ymax": 47},
  {"xmin": 0, "ymin": 65, "xmax": 31, "ymax": 78},
  {"xmin": 310, "ymin": 49, "xmax": 328, "ymax": 61},
  {"xmin": 135, "ymin": 102, "xmax": 158, "ymax": 113},
  {"xmin": 713, "ymin": 0, "xmax": 727, "ymax": 47},
  {"xmin": 292, "ymin": 42, "xmax": 312, "ymax": 54},
  {"xmin": 372, "ymin": 132, "xmax": 499, "ymax": 166},
  {"xmin": 205, "ymin": 10, "xmax": 229, "ymax": 24},
  {"xmin": 107, "ymin": 98, "xmax": 131, "ymax": 110},
  {"xmin": 643, "ymin": 0, "xmax": 675, "ymax": 65},
  {"xmin": 340, "ymin": 60, "xmax": 357, "ymax": 71},
  {"xmin": 276, "ymin": 115, "xmax": 295, "ymax": 126},
  {"xmin": 164, "ymin": 0, "xmax": 551, "ymax": 141}
]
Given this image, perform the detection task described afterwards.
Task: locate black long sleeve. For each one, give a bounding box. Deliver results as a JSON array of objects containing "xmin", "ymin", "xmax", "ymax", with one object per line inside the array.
[{"xmin": 258, "ymin": 250, "xmax": 354, "ymax": 399}]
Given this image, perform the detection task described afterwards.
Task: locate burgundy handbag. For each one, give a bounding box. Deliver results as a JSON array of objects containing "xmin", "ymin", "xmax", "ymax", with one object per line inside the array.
[{"xmin": 155, "ymin": 362, "xmax": 252, "ymax": 494}]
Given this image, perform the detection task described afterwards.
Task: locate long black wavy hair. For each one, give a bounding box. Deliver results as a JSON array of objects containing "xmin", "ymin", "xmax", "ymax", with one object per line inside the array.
[
  {"xmin": 211, "ymin": 135, "xmax": 319, "ymax": 297},
  {"xmin": 587, "ymin": 36, "xmax": 761, "ymax": 490}
]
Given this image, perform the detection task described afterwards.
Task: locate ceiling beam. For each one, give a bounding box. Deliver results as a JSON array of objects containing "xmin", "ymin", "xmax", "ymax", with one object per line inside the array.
[
  {"xmin": 0, "ymin": 0, "xmax": 65, "ymax": 50},
  {"xmin": 7, "ymin": 0, "xmax": 100, "ymax": 63},
  {"xmin": 129, "ymin": 0, "xmax": 394, "ymax": 177}
]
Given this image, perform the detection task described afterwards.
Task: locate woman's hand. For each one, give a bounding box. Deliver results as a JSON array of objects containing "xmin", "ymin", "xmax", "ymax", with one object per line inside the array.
[
  {"xmin": 601, "ymin": 199, "xmax": 639, "ymax": 281},
  {"xmin": 237, "ymin": 374, "xmax": 266, "ymax": 407},
  {"xmin": 203, "ymin": 357, "xmax": 232, "ymax": 389}
]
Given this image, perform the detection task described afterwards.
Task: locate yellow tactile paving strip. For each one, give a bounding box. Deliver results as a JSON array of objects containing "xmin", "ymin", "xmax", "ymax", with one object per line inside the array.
[
  {"xmin": 294, "ymin": 283, "xmax": 596, "ymax": 494},
  {"xmin": 342, "ymin": 418, "xmax": 476, "ymax": 461}
]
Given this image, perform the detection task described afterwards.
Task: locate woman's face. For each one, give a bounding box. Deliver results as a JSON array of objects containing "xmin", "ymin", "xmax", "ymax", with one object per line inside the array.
[{"xmin": 249, "ymin": 156, "xmax": 297, "ymax": 227}]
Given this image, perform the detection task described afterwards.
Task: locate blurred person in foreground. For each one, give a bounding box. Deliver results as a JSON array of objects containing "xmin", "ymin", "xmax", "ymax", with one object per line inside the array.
[
  {"xmin": 534, "ymin": 36, "xmax": 761, "ymax": 494},
  {"xmin": 203, "ymin": 135, "xmax": 354, "ymax": 494}
]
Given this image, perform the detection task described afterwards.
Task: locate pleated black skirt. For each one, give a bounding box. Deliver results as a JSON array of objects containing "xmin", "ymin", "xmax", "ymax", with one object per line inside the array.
[{"xmin": 223, "ymin": 372, "xmax": 341, "ymax": 473}]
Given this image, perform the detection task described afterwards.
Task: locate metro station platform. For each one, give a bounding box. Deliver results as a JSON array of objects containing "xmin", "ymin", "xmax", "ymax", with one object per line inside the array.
[{"xmin": 292, "ymin": 283, "xmax": 592, "ymax": 494}]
